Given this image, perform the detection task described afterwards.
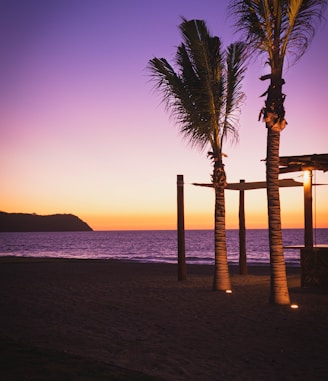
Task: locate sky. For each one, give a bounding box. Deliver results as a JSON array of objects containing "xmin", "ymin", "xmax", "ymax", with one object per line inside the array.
[{"xmin": 1, "ymin": 0, "xmax": 327, "ymax": 231}]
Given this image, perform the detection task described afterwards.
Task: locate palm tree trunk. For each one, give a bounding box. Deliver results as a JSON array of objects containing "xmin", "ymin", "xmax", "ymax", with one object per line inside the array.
[
  {"xmin": 266, "ymin": 127, "xmax": 290, "ymax": 304},
  {"xmin": 213, "ymin": 185, "xmax": 231, "ymax": 291}
]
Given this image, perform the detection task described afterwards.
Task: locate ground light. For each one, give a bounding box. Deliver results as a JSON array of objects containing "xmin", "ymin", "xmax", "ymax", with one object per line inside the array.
[
  {"xmin": 290, "ymin": 304, "xmax": 299, "ymax": 309},
  {"xmin": 225, "ymin": 290, "xmax": 232, "ymax": 294}
]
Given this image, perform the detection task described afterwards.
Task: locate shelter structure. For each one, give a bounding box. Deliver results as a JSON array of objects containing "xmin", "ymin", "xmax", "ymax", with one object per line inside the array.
[
  {"xmin": 193, "ymin": 178, "xmax": 306, "ymax": 274},
  {"xmin": 278, "ymin": 154, "xmax": 328, "ymax": 288},
  {"xmin": 192, "ymin": 153, "xmax": 328, "ymax": 286},
  {"xmin": 279, "ymin": 153, "xmax": 328, "ymax": 174}
]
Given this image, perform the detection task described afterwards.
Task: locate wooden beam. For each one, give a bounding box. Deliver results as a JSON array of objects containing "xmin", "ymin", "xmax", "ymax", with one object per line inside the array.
[
  {"xmin": 177, "ymin": 175, "xmax": 186, "ymax": 281},
  {"xmin": 193, "ymin": 178, "xmax": 304, "ymax": 190},
  {"xmin": 304, "ymin": 170, "xmax": 313, "ymax": 248},
  {"xmin": 238, "ymin": 180, "xmax": 247, "ymax": 275}
]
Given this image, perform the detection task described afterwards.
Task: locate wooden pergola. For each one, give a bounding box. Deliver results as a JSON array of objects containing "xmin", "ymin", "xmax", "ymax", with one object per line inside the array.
[
  {"xmin": 188, "ymin": 153, "xmax": 328, "ymax": 275},
  {"xmin": 277, "ymin": 154, "xmax": 328, "ymax": 287},
  {"xmin": 192, "ymin": 178, "xmax": 306, "ymax": 273},
  {"xmin": 278, "ymin": 154, "xmax": 328, "ymax": 248}
]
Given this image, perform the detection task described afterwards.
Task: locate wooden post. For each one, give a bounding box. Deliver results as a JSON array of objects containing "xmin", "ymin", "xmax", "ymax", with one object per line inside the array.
[
  {"xmin": 177, "ymin": 175, "xmax": 186, "ymax": 280},
  {"xmin": 238, "ymin": 179, "xmax": 247, "ymax": 274},
  {"xmin": 304, "ymin": 170, "xmax": 313, "ymax": 248}
]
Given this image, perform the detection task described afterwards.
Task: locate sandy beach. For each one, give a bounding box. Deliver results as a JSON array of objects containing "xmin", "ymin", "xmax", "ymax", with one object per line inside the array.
[{"xmin": 0, "ymin": 257, "xmax": 327, "ymax": 381}]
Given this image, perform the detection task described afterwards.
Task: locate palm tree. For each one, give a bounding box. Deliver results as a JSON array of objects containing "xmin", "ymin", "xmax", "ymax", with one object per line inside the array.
[
  {"xmin": 148, "ymin": 18, "xmax": 246, "ymax": 291},
  {"xmin": 228, "ymin": 0, "xmax": 326, "ymax": 304}
]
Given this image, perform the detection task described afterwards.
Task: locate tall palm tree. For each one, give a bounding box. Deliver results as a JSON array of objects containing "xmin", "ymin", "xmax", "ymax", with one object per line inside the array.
[
  {"xmin": 229, "ymin": 0, "xmax": 326, "ymax": 304},
  {"xmin": 148, "ymin": 18, "xmax": 246, "ymax": 291}
]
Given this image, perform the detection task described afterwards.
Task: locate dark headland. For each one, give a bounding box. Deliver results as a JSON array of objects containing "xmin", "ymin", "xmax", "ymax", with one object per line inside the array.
[{"xmin": 0, "ymin": 211, "xmax": 92, "ymax": 232}]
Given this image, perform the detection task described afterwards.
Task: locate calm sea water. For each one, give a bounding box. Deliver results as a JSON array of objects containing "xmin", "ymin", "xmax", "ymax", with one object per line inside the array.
[{"xmin": 0, "ymin": 229, "xmax": 327, "ymax": 266}]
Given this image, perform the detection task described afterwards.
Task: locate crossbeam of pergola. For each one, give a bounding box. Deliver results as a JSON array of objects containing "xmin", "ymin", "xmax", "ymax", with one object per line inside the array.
[{"xmin": 193, "ymin": 178, "xmax": 305, "ymax": 190}]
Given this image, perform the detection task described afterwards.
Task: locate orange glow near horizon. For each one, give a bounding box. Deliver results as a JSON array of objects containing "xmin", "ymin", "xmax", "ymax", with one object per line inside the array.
[
  {"xmin": 2, "ymin": 203, "xmax": 326, "ymax": 231},
  {"xmin": 82, "ymin": 205, "xmax": 328, "ymax": 231},
  {"xmin": 3, "ymin": 180, "xmax": 327, "ymax": 231},
  {"xmin": 85, "ymin": 213, "xmax": 176, "ymax": 231}
]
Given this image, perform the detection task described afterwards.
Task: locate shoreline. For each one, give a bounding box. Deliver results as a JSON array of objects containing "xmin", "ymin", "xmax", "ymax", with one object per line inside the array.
[
  {"xmin": 0, "ymin": 255, "xmax": 301, "ymax": 268},
  {"xmin": 1, "ymin": 257, "xmax": 327, "ymax": 380}
]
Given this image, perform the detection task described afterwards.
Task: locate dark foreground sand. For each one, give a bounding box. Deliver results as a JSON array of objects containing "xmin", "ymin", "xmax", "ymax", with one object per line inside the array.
[{"xmin": 0, "ymin": 257, "xmax": 327, "ymax": 381}]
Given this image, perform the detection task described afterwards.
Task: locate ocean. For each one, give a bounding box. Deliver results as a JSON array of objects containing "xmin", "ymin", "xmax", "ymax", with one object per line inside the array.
[{"xmin": 0, "ymin": 229, "xmax": 327, "ymax": 266}]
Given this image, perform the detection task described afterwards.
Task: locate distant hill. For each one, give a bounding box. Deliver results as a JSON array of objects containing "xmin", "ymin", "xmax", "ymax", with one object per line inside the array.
[{"xmin": 0, "ymin": 212, "xmax": 93, "ymax": 232}]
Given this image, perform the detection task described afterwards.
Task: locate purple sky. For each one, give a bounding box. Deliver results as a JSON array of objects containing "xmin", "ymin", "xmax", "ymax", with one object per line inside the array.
[{"xmin": 1, "ymin": 0, "xmax": 327, "ymax": 230}]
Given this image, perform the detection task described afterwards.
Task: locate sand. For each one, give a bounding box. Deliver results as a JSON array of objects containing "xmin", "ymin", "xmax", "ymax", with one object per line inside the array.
[{"xmin": 0, "ymin": 257, "xmax": 327, "ymax": 381}]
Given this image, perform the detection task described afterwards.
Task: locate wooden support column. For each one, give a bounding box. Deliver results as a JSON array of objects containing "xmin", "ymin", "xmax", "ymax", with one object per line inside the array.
[
  {"xmin": 304, "ymin": 170, "xmax": 313, "ymax": 248},
  {"xmin": 177, "ymin": 175, "xmax": 186, "ymax": 280},
  {"xmin": 238, "ymin": 179, "xmax": 247, "ymax": 274}
]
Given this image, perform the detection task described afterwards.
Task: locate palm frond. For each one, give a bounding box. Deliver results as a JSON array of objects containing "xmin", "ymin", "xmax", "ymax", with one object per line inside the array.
[
  {"xmin": 228, "ymin": 1, "xmax": 268, "ymax": 53},
  {"xmin": 221, "ymin": 41, "xmax": 247, "ymax": 144},
  {"xmin": 229, "ymin": 0, "xmax": 327, "ymax": 66},
  {"xmin": 148, "ymin": 56, "xmax": 211, "ymax": 149},
  {"xmin": 282, "ymin": 0, "xmax": 327, "ymax": 61},
  {"xmin": 148, "ymin": 18, "xmax": 247, "ymax": 152}
]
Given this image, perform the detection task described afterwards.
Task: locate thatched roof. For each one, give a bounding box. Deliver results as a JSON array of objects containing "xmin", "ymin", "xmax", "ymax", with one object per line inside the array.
[{"xmin": 279, "ymin": 154, "xmax": 328, "ymax": 174}]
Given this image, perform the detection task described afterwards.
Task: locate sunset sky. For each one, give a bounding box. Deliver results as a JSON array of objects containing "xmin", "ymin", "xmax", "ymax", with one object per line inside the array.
[{"xmin": 1, "ymin": 0, "xmax": 327, "ymax": 230}]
